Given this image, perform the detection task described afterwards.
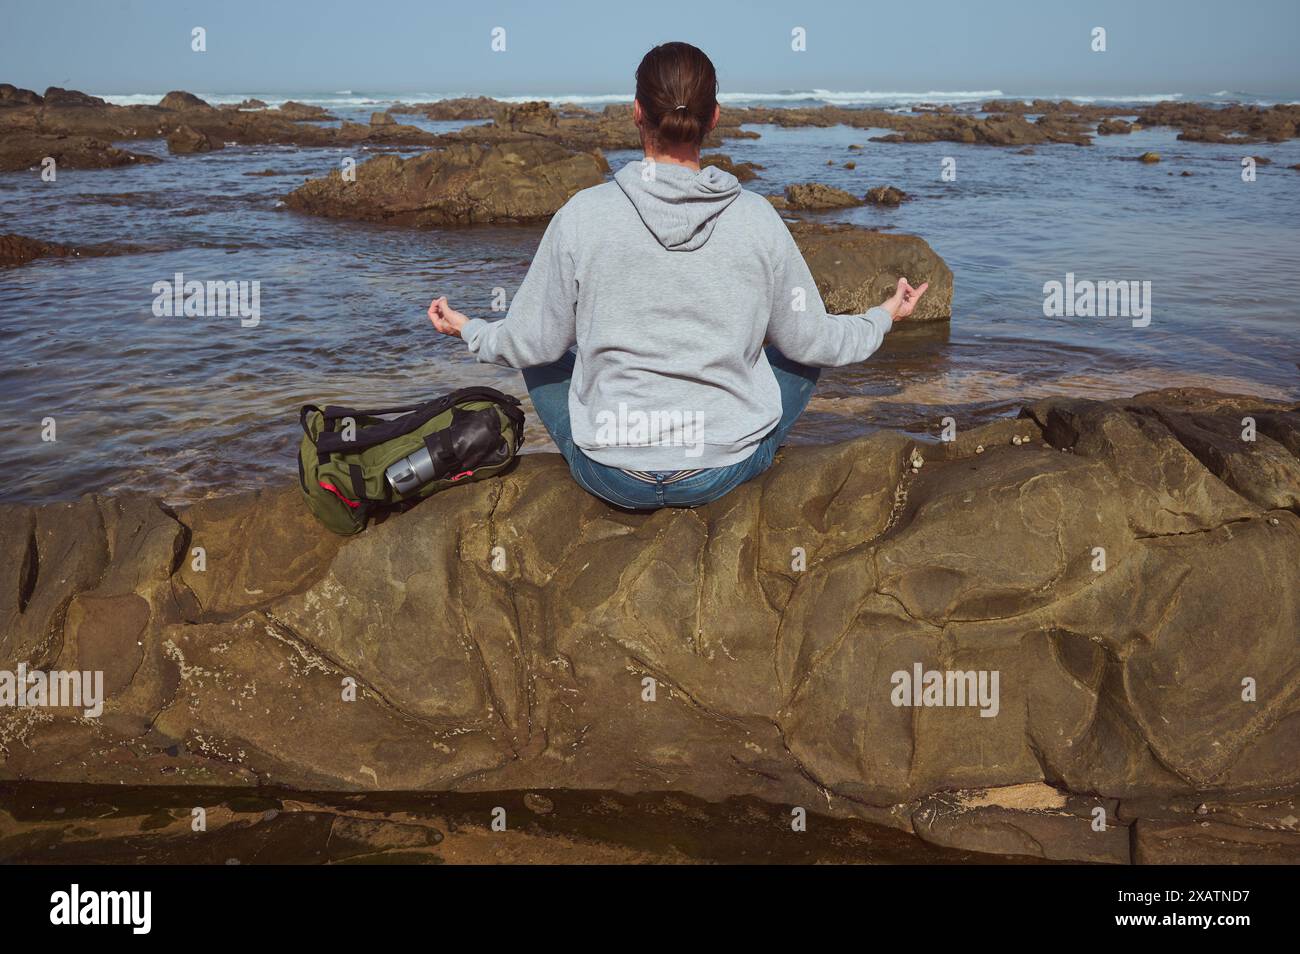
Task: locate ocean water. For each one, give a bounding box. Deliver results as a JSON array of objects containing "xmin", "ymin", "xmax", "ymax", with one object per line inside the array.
[{"xmin": 1, "ymin": 93, "xmax": 1298, "ymax": 504}]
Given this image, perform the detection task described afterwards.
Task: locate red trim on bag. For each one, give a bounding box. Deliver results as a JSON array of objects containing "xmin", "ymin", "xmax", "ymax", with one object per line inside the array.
[
  {"xmin": 319, "ymin": 481, "xmax": 360, "ymax": 508},
  {"xmin": 450, "ymin": 470, "xmax": 474, "ymax": 482}
]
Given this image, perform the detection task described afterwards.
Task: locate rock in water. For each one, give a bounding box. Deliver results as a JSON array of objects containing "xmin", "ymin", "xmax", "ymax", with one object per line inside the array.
[
  {"xmin": 276, "ymin": 100, "xmax": 335, "ymax": 121},
  {"xmin": 284, "ymin": 140, "xmax": 609, "ymax": 226},
  {"xmin": 0, "ymin": 234, "xmax": 78, "ymax": 267},
  {"xmin": 496, "ymin": 100, "xmax": 559, "ymax": 133},
  {"xmin": 166, "ymin": 124, "xmax": 222, "ymax": 154},
  {"xmin": 1097, "ymin": 119, "xmax": 1134, "ymax": 135},
  {"xmin": 783, "ymin": 182, "xmax": 862, "ymax": 210},
  {"xmin": 0, "ymin": 391, "xmax": 1296, "ymax": 863},
  {"xmin": 701, "ymin": 152, "xmax": 762, "ymax": 181},
  {"xmin": 369, "ymin": 111, "xmax": 395, "ymax": 126},
  {"xmin": 865, "ymin": 185, "xmax": 910, "ymax": 206},
  {"xmin": 0, "ymin": 133, "xmax": 160, "ymax": 171},
  {"xmin": 790, "ymin": 222, "xmax": 953, "ymax": 321}
]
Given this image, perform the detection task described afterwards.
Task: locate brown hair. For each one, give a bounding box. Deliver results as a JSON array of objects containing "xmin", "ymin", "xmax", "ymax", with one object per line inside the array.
[{"xmin": 634, "ymin": 42, "xmax": 718, "ymax": 147}]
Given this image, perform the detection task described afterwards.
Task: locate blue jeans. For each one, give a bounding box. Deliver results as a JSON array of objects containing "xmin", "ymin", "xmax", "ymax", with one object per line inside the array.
[{"xmin": 521, "ymin": 347, "xmax": 820, "ymax": 510}]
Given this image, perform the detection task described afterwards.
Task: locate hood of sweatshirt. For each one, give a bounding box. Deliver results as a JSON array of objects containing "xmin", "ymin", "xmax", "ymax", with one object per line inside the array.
[{"xmin": 613, "ymin": 159, "xmax": 742, "ymax": 251}]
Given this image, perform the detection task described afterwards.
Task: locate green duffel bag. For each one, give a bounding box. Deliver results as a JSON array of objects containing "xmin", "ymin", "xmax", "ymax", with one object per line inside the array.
[{"xmin": 297, "ymin": 386, "xmax": 525, "ymax": 535}]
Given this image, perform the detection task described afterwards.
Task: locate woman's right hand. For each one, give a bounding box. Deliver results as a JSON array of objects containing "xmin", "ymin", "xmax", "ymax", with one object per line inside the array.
[{"xmin": 882, "ymin": 277, "xmax": 930, "ymax": 322}]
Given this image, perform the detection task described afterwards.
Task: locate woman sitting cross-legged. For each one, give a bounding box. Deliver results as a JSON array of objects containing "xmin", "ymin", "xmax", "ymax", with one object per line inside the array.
[{"xmin": 428, "ymin": 41, "xmax": 927, "ymax": 510}]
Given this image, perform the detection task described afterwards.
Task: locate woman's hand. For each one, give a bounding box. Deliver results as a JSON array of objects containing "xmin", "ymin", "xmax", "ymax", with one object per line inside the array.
[
  {"xmin": 881, "ymin": 277, "xmax": 930, "ymax": 322},
  {"xmin": 428, "ymin": 296, "xmax": 470, "ymax": 338}
]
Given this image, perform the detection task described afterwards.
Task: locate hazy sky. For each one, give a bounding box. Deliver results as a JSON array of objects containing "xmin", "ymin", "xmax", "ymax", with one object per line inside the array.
[{"xmin": 3, "ymin": 0, "xmax": 1297, "ymax": 98}]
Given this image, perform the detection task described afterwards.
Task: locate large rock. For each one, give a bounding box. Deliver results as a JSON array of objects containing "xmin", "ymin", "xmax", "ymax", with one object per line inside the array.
[
  {"xmin": 0, "ymin": 86, "xmax": 436, "ymax": 149},
  {"xmin": 437, "ymin": 98, "xmax": 757, "ymax": 153},
  {"xmin": 1, "ymin": 390, "xmax": 1296, "ymax": 862},
  {"xmin": 0, "ymin": 133, "xmax": 160, "ymax": 171},
  {"xmin": 865, "ymin": 185, "xmax": 909, "ymax": 207},
  {"xmin": 166, "ymin": 124, "xmax": 222, "ymax": 155},
  {"xmin": 41, "ymin": 86, "xmax": 107, "ymax": 107},
  {"xmin": 496, "ymin": 101, "xmax": 559, "ymax": 133},
  {"xmin": 783, "ymin": 182, "xmax": 862, "ymax": 210},
  {"xmin": 276, "ymin": 100, "xmax": 335, "ymax": 121},
  {"xmin": 1137, "ymin": 101, "xmax": 1300, "ymax": 144},
  {"xmin": 790, "ymin": 221, "xmax": 953, "ymax": 321},
  {"xmin": 701, "ymin": 152, "xmax": 761, "ymax": 181},
  {"xmin": 284, "ymin": 139, "xmax": 609, "ymax": 226},
  {"xmin": 158, "ymin": 90, "xmax": 211, "ymax": 111},
  {"xmin": 0, "ymin": 84, "xmax": 42, "ymax": 107}
]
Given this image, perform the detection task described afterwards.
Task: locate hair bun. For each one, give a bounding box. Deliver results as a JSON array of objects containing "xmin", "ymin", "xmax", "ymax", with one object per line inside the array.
[{"xmin": 634, "ymin": 42, "xmax": 719, "ymax": 148}]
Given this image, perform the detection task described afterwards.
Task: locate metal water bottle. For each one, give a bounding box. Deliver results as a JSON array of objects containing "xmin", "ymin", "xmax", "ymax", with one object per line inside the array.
[{"xmin": 384, "ymin": 446, "xmax": 437, "ymax": 495}]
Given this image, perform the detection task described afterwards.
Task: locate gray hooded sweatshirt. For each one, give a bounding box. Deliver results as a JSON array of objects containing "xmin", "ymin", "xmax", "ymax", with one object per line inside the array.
[{"xmin": 461, "ymin": 159, "xmax": 893, "ymax": 469}]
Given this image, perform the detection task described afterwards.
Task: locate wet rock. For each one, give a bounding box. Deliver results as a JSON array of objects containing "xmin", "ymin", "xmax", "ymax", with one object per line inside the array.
[
  {"xmin": 717, "ymin": 102, "xmax": 1094, "ymax": 146},
  {"xmin": 982, "ymin": 99, "xmax": 1131, "ymax": 120},
  {"xmin": 865, "ymin": 185, "xmax": 909, "ymax": 206},
  {"xmin": 701, "ymin": 152, "xmax": 761, "ymax": 181},
  {"xmin": 1097, "ymin": 119, "xmax": 1134, "ymax": 135},
  {"xmin": 783, "ymin": 182, "xmax": 862, "ymax": 210},
  {"xmin": 524, "ymin": 793, "xmax": 555, "ymax": 815},
  {"xmin": 789, "ymin": 221, "xmax": 953, "ymax": 321},
  {"xmin": 0, "ymin": 133, "xmax": 160, "ymax": 171},
  {"xmin": 0, "ymin": 235, "xmax": 119, "ymax": 269},
  {"xmin": 327, "ymin": 816, "xmax": 443, "ymax": 860},
  {"xmin": 369, "ymin": 111, "xmax": 395, "ymax": 126},
  {"xmin": 1139, "ymin": 151, "xmax": 1161, "ymax": 163},
  {"xmin": 0, "ymin": 89, "xmax": 433, "ymax": 149},
  {"xmin": 1137, "ymin": 101, "xmax": 1300, "ymax": 143},
  {"xmin": 166, "ymin": 124, "xmax": 222, "ymax": 155},
  {"xmin": 284, "ymin": 139, "xmax": 609, "ymax": 226},
  {"xmin": 1133, "ymin": 819, "xmax": 1300, "ymax": 863},
  {"xmin": 912, "ymin": 784, "xmax": 1129, "ymax": 863}
]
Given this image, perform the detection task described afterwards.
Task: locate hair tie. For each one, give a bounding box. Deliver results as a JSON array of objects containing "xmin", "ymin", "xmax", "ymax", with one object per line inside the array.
[{"xmin": 674, "ymin": 104, "xmax": 688, "ymax": 110}]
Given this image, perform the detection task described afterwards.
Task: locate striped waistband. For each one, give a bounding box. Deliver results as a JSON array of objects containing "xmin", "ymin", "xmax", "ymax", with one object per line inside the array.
[{"xmin": 619, "ymin": 469, "xmax": 706, "ymax": 484}]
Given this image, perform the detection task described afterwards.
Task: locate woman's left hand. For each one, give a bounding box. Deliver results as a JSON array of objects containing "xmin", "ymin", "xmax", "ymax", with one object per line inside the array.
[
  {"xmin": 428, "ymin": 296, "xmax": 470, "ymax": 337},
  {"xmin": 881, "ymin": 277, "xmax": 930, "ymax": 322}
]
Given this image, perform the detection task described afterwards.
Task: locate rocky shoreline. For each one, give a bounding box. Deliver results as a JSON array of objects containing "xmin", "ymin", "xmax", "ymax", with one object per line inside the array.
[
  {"xmin": 4, "ymin": 85, "xmax": 1298, "ymax": 176},
  {"xmin": 1, "ymin": 388, "xmax": 1296, "ymax": 863}
]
